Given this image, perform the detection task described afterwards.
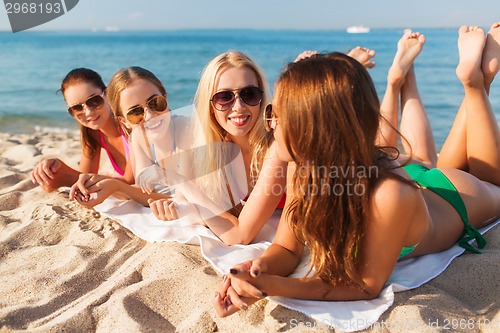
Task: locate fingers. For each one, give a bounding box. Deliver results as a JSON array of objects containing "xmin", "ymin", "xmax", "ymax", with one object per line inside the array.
[
  {"xmin": 213, "ymin": 276, "xmax": 256, "ymax": 317},
  {"xmin": 249, "ymin": 258, "xmax": 267, "ymax": 278},
  {"xmin": 69, "ymin": 183, "xmax": 78, "ymax": 200},
  {"xmin": 149, "ymin": 199, "xmax": 177, "ymax": 221},
  {"xmin": 50, "ymin": 159, "xmax": 61, "ymax": 173},
  {"xmin": 227, "ymin": 286, "xmax": 249, "ymax": 311},
  {"xmin": 231, "ymin": 278, "xmax": 265, "ymax": 299},
  {"xmin": 71, "ymin": 181, "xmax": 89, "ymax": 201},
  {"xmin": 69, "ymin": 174, "xmax": 104, "ymax": 202},
  {"xmin": 228, "ymin": 261, "xmax": 268, "ymax": 299},
  {"xmin": 141, "ymin": 186, "xmax": 154, "ymax": 195},
  {"xmin": 229, "ymin": 259, "xmax": 263, "ymax": 277},
  {"xmin": 41, "ymin": 159, "xmax": 57, "ymax": 180},
  {"xmin": 213, "ymin": 289, "xmax": 240, "ymax": 317},
  {"xmin": 31, "ymin": 159, "xmax": 58, "ymax": 185},
  {"xmin": 74, "ymin": 175, "xmax": 90, "ymax": 197},
  {"xmin": 149, "ymin": 199, "xmax": 162, "ymax": 219},
  {"xmin": 69, "ymin": 184, "xmax": 86, "ymax": 202},
  {"xmin": 30, "ymin": 169, "xmax": 38, "ymax": 184},
  {"xmin": 73, "ymin": 190, "xmax": 101, "ymax": 208},
  {"xmin": 168, "ymin": 200, "xmax": 178, "ymax": 219},
  {"xmin": 71, "ymin": 173, "xmax": 100, "ymax": 199},
  {"xmin": 217, "ymin": 274, "xmax": 231, "ymax": 298}
]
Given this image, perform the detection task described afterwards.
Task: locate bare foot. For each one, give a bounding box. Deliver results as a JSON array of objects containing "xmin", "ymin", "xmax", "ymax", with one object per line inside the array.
[
  {"xmin": 456, "ymin": 25, "xmax": 486, "ymax": 87},
  {"xmin": 294, "ymin": 50, "xmax": 318, "ymax": 63},
  {"xmin": 482, "ymin": 22, "xmax": 500, "ymax": 87},
  {"xmin": 347, "ymin": 46, "xmax": 376, "ymax": 69},
  {"xmin": 387, "ymin": 30, "xmax": 426, "ymax": 87}
]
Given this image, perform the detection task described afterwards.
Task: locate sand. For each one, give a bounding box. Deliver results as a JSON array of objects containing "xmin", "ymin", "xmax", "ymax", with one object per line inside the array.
[{"xmin": 0, "ymin": 130, "xmax": 498, "ymax": 333}]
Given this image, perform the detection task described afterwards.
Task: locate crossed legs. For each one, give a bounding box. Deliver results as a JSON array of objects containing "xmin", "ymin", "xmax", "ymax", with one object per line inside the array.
[
  {"xmin": 439, "ymin": 23, "xmax": 500, "ymax": 186},
  {"xmin": 378, "ymin": 31, "xmax": 437, "ymax": 167}
]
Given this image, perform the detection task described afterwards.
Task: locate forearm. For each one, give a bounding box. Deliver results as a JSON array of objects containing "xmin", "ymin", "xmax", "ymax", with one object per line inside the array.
[
  {"xmin": 114, "ymin": 180, "xmax": 169, "ymax": 206},
  {"xmin": 264, "ymin": 275, "xmax": 376, "ymax": 301},
  {"xmin": 259, "ymin": 244, "xmax": 302, "ymax": 276},
  {"xmin": 201, "ymin": 211, "xmax": 246, "ymax": 245},
  {"xmin": 175, "ymin": 181, "xmax": 248, "ymax": 245}
]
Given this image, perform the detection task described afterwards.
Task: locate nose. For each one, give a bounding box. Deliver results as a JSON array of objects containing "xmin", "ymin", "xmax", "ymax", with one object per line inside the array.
[
  {"xmin": 231, "ymin": 93, "xmax": 245, "ymax": 111},
  {"xmin": 143, "ymin": 106, "xmax": 157, "ymax": 122},
  {"xmin": 83, "ymin": 104, "xmax": 94, "ymax": 116}
]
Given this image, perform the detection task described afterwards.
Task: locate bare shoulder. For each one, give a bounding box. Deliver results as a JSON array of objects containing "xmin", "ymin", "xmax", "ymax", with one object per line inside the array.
[{"xmin": 370, "ymin": 176, "xmax": 421, "ymax": 227}]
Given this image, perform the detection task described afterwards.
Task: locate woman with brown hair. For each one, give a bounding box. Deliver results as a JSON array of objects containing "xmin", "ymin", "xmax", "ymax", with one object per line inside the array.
[
  {"xmin": 213, "ymin": 24, "xmax": 500, "ymax": 315},
  {"xmin": 31, "ymin": 68, "xmax": 133, "ymax": 191}
]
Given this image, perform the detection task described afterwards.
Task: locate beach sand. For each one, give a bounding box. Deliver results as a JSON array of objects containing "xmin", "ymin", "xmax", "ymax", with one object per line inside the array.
[{"xmin": 0, "ymin": 130, "xmax": 498, "ymax": 333}]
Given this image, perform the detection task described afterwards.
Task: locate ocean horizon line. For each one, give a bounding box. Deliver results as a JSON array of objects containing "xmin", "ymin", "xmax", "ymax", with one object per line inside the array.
[{"xmin": 0, "ymin": 26, "xmax": 463, "ymax": 34}]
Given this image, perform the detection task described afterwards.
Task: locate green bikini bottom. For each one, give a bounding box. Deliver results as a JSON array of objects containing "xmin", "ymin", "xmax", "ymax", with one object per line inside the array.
[{"xmin": 399, "ymin": 164, "xmax": 486, "ymax": 258}]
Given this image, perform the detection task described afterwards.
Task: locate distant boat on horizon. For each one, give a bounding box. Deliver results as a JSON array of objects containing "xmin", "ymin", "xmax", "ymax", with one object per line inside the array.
[{"xmin": 346, "ymin": 25, "xmax": 370, "ymax": 34}]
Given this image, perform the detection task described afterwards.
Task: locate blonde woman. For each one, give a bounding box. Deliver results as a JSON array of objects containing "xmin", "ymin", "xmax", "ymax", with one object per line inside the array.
[{"xmin": 148, "ymin": 51, "xmax": 288, "ymax": 245}]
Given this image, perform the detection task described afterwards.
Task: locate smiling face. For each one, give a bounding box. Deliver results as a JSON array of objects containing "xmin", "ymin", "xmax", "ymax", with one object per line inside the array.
[
  {"xmin": 118, "ymin": 79, "xmax": 170, "ymax": 135},
  {"xmin": 64, "ymin": 81, "xmax": 111, "ymax": 130},
  {"xmin": 212, "ymin": 67, "xmax": 261, "ymax": 143}
]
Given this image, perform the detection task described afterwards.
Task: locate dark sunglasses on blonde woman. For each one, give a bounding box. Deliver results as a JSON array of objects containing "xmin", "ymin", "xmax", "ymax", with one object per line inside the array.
[
  {"xmin": 263, "ymin": 103, "xmax": 279, "ymax": 132},
  {"xmin": 210, "ymin": 86, "xmax": 263, "ymax": 111},
  {"xmin": 67, "ymin": 94, "xmax": 105, "ymax": 117},
  {"xmin": 125, "ymin": 95, "xmax": 169, "ymax": 125}
]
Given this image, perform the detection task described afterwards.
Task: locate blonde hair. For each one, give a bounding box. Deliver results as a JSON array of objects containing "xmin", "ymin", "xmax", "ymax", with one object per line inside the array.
[
  {"xmin": 106, "ymin": 66, "xmax": 167, "ymax": 136},
  {"xmin": 192, "ymin": 51, "xmax": 271, "ymax": 213}
]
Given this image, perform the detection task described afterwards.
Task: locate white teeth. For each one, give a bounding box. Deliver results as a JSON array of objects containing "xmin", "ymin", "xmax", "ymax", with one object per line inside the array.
[
  {"xmin": 229, "ymin": 115, "xmax": 249, "ymax": 124},
  {"xmin": 145, "ymin": 118, "xmax": 162, "ymax": 130}
]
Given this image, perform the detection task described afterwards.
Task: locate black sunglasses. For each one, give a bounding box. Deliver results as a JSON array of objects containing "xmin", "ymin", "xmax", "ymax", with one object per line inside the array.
[
  {"xmin": 210, "ymin": 86, "xmax": 263, "ymax": 111},
  {"xmin": 125, "ymin": 95, "xmax": 169, "ymax": 125},
  {"xmin": 263, "ymin": 103, "xmax": 279, "ymax": 132},
  {"xmin": 67, "ymin": 94, "xmax": 105, "ymax": 117}
]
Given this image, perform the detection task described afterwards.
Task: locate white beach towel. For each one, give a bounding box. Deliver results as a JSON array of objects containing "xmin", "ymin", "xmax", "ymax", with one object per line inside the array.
[{"xmin": 95, "ymin": 197, "xmax": 499, "ymax": 332}]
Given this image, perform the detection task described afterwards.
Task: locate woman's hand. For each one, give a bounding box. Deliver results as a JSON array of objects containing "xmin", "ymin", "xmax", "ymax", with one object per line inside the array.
[
  {"xmin": 226, "ymin": 260, "xmax": 270, "ymax": 298},
  {"xmin": 137, "ymin": 164, "xmax": 166, "ymax": 194},
  {"xmin": 70, "ymin": 177, "xmax": 116, "ymax": 208},
  {"xmin": 69, "ymin": 173, "xmax": 107, "ymax": 201},
  {"xmin": 31, "ymin": 158, "xmax": 62, "ymax": 186},
  {"xmin": 212, "ymin": 274, "xmax": 262, "ymax": 318},
  {"xmin": 148, "ymin": 198, "xmax": 178, "ymax": 220},
  {"xmin": 212, "ymin": 259, "xmax": 270, "ymax": 318}
]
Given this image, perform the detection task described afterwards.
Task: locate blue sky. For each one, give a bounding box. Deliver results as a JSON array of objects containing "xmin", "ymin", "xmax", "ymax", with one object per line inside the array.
[{"xmin": 1, "ymin": 0, "xmax": 498, "ymax": 31}]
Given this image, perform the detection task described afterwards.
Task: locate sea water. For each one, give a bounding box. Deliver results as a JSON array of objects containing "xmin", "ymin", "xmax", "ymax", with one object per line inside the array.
[{"xmin": 1, "ymin": 29, "xmax": 499, "ymax": 148}]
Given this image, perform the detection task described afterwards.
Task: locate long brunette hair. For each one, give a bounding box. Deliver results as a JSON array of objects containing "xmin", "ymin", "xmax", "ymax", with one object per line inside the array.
[{"xmin": 276, "ymin": 53, "xmax": 389, "ymax": 287}]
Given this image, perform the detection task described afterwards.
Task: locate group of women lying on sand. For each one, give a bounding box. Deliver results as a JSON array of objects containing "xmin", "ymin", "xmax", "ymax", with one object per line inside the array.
[{"xmin": 30, "ymin": 24, "xmax": 500, "ymax": 316}]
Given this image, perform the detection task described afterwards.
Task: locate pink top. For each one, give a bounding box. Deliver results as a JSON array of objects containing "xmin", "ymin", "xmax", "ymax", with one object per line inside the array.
[{"xmin": 100, "ymin": 127, "xmax": 130, "ymax": 176}]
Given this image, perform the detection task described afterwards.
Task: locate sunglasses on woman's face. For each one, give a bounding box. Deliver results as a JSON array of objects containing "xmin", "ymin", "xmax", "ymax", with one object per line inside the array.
[
  {"xmin": 125, "ymin": 95, "xmax": 169, "ymax": 125},
  {"xmin": 263, "ymin": 103, "xmax": 279, "ymax": 132},
  {"xmin": 67, "ymin": 94, "xmax": 105, "ymax": 118},
  {"xmin": 210, "ymin": 86, "xmax": 263, "ymax": 111}
]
